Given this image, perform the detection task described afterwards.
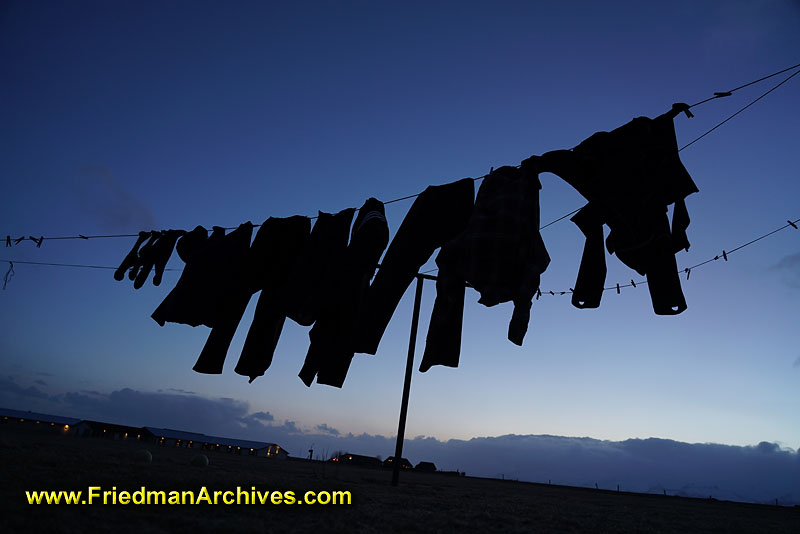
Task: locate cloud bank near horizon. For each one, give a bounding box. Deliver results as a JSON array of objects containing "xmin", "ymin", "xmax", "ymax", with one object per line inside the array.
[{"xmin": 2, "ymin": 379, "xmax": 798, "ymax": 506}]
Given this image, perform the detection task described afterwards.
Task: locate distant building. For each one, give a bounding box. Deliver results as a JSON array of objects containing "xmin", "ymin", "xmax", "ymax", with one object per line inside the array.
[
  {"xmin": 331, "ymin": 453, "xmax": 382, "ymax": 468},
  {"xmin": 144, "ymin": 427, "xmax": 288, "ymax": 459},
  {"xmin": 383, "ymin": 456, "xmax": 412, "ymax": 470},
  {"xmin": 73, "ymin": 420, "xmax": 150, "ymax": 441},
  {"xmin": 0, "ymin": 407, "xmax": 79, "ymax": 434},
  {"xmin": 415, "ymin": 461, "xmax": 436, "ymax": 472}
]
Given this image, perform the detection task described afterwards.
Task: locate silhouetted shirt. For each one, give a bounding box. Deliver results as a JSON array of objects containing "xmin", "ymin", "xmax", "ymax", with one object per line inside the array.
[
  {"xmin": 421, "ymin": 166, "xmax": 549, "ymax": 372},
  {"xmin": 151, "ymin": 226, "xmax": 227, "ymax": 328},
  {"xmin": 524, "ymin": 107, "xmax": 698, "ymax": 314}
]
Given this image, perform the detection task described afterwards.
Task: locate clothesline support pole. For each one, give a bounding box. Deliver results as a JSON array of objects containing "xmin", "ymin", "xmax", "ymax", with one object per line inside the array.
[{"xmin": 391, "ymin": 274, "xmax": 424, "ymax": 486}]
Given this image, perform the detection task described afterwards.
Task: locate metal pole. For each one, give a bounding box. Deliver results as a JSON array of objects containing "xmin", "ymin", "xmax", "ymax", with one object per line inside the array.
[{"xmin": 391, "ymin": 275, "xmax": 424, "ymax": 486}]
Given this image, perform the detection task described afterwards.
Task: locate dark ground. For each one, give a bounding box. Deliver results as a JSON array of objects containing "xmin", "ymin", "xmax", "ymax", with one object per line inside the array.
[{"xmin": 1, "ymin": 423, "xmax": 798, "ymax": 533}]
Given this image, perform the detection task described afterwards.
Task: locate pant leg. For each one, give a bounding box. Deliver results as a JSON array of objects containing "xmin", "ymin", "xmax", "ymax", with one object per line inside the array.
[{"xmin": 354, "ymin": 178, "xmax": 474, "ymax": 355}]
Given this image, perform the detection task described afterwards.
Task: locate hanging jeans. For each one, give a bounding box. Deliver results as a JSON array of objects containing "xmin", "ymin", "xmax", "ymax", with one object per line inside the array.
[{"xmin": 354, "ymin": 178, "xmax": 474, "ymax": 355}]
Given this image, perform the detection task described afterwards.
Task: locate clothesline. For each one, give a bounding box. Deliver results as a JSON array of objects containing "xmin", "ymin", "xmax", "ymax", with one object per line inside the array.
[
  {"xmin": 4, "ymin": 62, "xmax": 798, "ymax": 245},
  {"xmin": 4, "ymin": 215, "xmax": 798, "ymax": 296}
]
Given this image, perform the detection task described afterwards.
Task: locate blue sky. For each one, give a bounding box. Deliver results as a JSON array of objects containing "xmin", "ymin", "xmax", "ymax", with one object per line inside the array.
[{"xmin": 1, "ymin": 0, "xmax": 799, "ymax": 501}]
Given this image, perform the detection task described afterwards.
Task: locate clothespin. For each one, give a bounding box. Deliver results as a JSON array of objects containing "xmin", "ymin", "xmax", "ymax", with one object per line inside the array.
[
  {"xmin": 2, "ymin": 261, "xmax": 14, "ymax": 290},
  {"xmin": 630, "ymin": 279, "xmax": 636, "ymax": 288},
  {"xmin": 29, "ymin": 236, "xmax": 44, "ymax": 248},
  {"xmin": 714, "ymin": 91, "xmax": 732, "ymax": 98},
  {"xmin": 616, "ymin": 283, "xmax": 620, "ymax": 294},
  {"xmin": 13, "ymin": 236, "xmax": 25, "ymax": 245},
  {"xmin": 5, "ymin": 236, "xmax": 10, "ymax": 247},
  {"xmin": 722, "ymin": 250, "xmax": 728, "ymax": 261},
  {"xmin": 79, "ymin": 235, "xmax": 89, "ymax": 240},
  {"xmin": 685, "ymin": 268, "xmax": 691, "ymax": 280},
  {"xmin": 536, "ymin": 288, "xmax": 542, "ymax": 300},
  {"xmin": 559, "ymin": 291, "xmax": 566, "ymax": 295},
  {"xmin": 549, "ymin": 291, "xmax": 554, "ymax": 296},
  {"xmin": 788, "ymin": 220, "xmax": 798, "ymax": 230},
  {"xmin": 569, "ymin": 288, "xmax": 575, "ymax": 293},
  {"xmin": 672, "ymin": 102, "xmax": 694, "ymax": 119}
]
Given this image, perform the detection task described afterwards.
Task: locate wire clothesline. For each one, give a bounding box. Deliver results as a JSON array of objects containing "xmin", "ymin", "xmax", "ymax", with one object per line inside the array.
[
  {"xmin": 4, "ymin": 216, "xmax": 798, "ymax": 296},
  {"xmin": 4, "ymin": 62, "xmax": 799, "ymax": 244}
]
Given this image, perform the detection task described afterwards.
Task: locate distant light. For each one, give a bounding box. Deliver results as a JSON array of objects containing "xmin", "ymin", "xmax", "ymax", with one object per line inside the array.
[{"xmin": 64, "ymin": 425, "xmax": 69, "ymax": 430}]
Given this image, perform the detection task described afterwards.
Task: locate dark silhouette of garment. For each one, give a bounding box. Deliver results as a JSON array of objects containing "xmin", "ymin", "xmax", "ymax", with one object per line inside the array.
[
  {"xmin": 354, "ymin": 178, "xmax": 474, "ymax": 356},
  {"xmin": 150, "ymin": 229, "xmax": 183, "ymax": 286},
  {"xmin": 283, "ymin": 208, "xmax": 356, "ymax": 327},
  {"xmin": 570, "ymin": 204, "xmax": 606, "ymax": 309},
  {"xmin": 522, "ymin": 105, "xmax": 698, "ymax": 314},
  {"xmin": 114, "ymin": 231, "xmax": 151, "ymax": 281},
  {"xmin": 300, "ymin": 198, "xmax": 390, "ymax": 387},
  {"xmin": 127, "ymin": 231, "xmax": 159, "ymax": 282},
  {"xmin": 132, "ymin": 229, "xmax": 183, "ymax": 289},
  {"xmin": 420, "ymin": 167, "xmax": 549, "ymax": 372},
  {"xmin": 192, "ymin": 222, "xmax": 254, "ymax": 374},
  {"xmin": 151, "ymin": 226, "xmax": 228, "ymax": 328},
  {"xmin": 234, "ymin": 216, "xmax": 311, "ymax": 382}
]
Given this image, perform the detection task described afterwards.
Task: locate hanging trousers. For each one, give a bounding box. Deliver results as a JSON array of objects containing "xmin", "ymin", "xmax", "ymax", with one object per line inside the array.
[{"xmin": 354, "ymin": 178, "xmax": 474, "ymax": 355}]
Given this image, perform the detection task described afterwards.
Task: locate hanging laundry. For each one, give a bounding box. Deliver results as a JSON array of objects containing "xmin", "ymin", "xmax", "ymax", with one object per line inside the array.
[
  {"xmin": 114, "ymin": 231, "xmax": 150, "ymax": 281},
  {"xmin": 522, "ymin": 104, "xmax": 699, "ymax": 314},
  {"xmin": 151, "ymin": 226, "xmax": 229, "ymax": 328},
  {"xmin": 234, "ymin": 216, "xmax": 311, "ymax": 382},
  {"xmin": 300, "ymin": 198, "xmax": 390, "ymax": 388},
  {"xmin": 283, "ymin": 208, "xmax": 356, "ymax": 327},
  {"xmin": 569, "ymin": 203, "xmax": 606, "ymax": 309},
  {"xmin": 420, "ymin": 166, "xmax": 550, "ymax": 372},
  {"xmin": 150, "ymin": 229, "xmax": 183, "ymax": 286},
  {"xmin": 127, "ymin": 231, "xmax": 159, "ymax": 282},
  {"xmin": 355, "ymin": 177, "xmax": 475, "ymax": 356},
  {"xmin": 132, "ymin": 229, "xmax": 184, "ymax": 289},
  {"xmin": 192, "ymin": 222, "xmax": 254, "ymax": 374}
]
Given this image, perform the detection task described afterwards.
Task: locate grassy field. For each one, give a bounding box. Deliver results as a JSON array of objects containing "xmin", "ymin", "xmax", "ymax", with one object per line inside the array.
[{"xmin": 1, "ymin": 423, "xmax": 797, "ymax": 533}]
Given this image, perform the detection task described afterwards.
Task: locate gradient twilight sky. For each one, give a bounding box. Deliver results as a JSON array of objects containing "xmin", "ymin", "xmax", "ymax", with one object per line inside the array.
[{"xmin": 1, "ymin": 1, "xmax": 799, "ymax": 456}]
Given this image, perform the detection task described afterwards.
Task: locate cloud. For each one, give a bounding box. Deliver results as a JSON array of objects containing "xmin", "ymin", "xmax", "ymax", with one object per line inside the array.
[
  {"xmin": 771, "ymin": 252, "xmax": 800, "ymax": 289},
  {"xmin": 250, "ymin": 411, "xmax": 275, "ymax": 422},
  {"xmin": 794, "ymin": 357, "xmax": 800, "ymax": 369},
  {"xmin": 74, "ymin": 165, "xmax": 157, "ymax": 231},
  {"xmin": 315, "ymin": 423, "xmax": 340, "ymax": 436},
  {"xmin": 34, "ymin": 379, "xmax": 47, "ymax": 386},
  {"xmin": 2, "ymin": 383, "xmax": 798, "ymax": 505},
  {"xmin": 0, "ymin": 375, "xmax": 50, "ymax": 403}
]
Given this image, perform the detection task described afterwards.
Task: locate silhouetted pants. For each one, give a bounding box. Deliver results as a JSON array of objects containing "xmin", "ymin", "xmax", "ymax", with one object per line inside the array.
[{"xmin": 354, "ymin": 178, "xmax": 474, "ymax": 355}]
